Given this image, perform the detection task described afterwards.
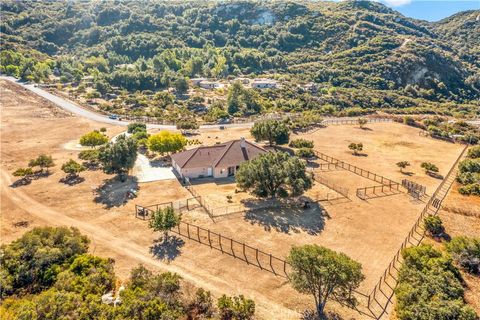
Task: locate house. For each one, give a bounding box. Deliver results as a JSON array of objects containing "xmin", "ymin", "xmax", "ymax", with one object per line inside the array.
[
  {"xmin": 171, "ymin": 138, "xmax": 267, "ymax": 179},
  {"xmin": 251, "ymin": 78, "xmax": 278, "ymax": 89},
  {"xmin": 199, "ymin": 81, "xmax": 223, "ymax": 89}
]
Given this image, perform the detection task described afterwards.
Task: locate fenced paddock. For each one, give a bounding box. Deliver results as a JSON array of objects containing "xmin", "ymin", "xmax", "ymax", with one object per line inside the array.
[
  {"xmin": 311, "ymin": 172, "xmax": 349, "ymax": 199},
  {"xmin": 356, "ymin": 183, "xmax": 401, "ymax": 200},
  {"xmin": 135, "ymin": 196, "xmax": 201, "ymax": 220},
  {"xmin": 172, "ymin": 220, "xmax": 291, "ymax": 277},
  {"xmin": 402, "ymin": 179, "xmax": 427, "ymax": 199},
  {"xmin": 365, "ymin": 144, "xmax": 469, "ymax": 319},
  {"xmin": 314, "ymin": 151, "xmax": 400, "ymax": 187}
]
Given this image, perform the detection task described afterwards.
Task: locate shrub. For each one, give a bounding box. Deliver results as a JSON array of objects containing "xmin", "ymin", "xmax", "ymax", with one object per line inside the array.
[
  {"xmin": 458, "ymin": 159, "xmax": 480, "ymax": 174},
  {"xmin": 217, "ymin": 295, "xmax": 255, "ymax": 320},
  {"xmin": 289, "ymin": 138, "xmax": 314, "ymax": 149},
  {"xmin": 79, "ymin": 131, "xmax": 108, "ymax": 148},
  {"xmin": 467, "ymin": 146, "xmax": 480, "ymax": 159},
  {"xmin": 458, "ymin": 183, "xmax": 480, "ymax": 196},
  {"xmin": 396, "ymin": 245, "xmax": 476, "ymax": 320},
  {"xmin": 421, "ymin": 162, "xmax": 439, "ymax": 174},
  {"xmin": 423, "ymin": 215, "xmax": 444, "ymax": 237},
  {"xmin": 127, "ymin": 122, "xmax": 147, "ymax": 134},
  {"xmin": 295, "ymin": 147, "xmax": 315, "ymax": 159},
  {"xmin": 446, "ymin": 237, "xmax": 480, "ymax": 275}
]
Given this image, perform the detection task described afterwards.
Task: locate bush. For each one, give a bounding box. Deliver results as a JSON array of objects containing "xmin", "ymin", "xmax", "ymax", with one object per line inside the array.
[
  {"xmin": 458, "ymin": 183, "xmax": 480, "ymax": 196},
  {"xmin": 458, "ymin": 159, "xmax": 480, "ymax": 174},
  {"xmin": 395, "ymin": 245, "xmax": 476, "ymax": 320},
  {"xmin": 423, "ymin": 215, "xmax": 445, "ymax": 237},
  {"xmin": 217, "ymin": 295, "xmax": 255, "ymax": 320},
  {"xmin": 467, "ymin": 146, "xmax": 480, "ymax": 159},
  {"xmin": 446, "ymin": 237, "xmax": 480, "ymax": 275},
  {"xmin": 295, "ymin": 147, "xmax": 315, "ymax": 159},
  {"xmin": 127, "ymin": 122, "xmax": 147, "ymax": 134},
  {"xmin": 421, "ymin": 162, "xmax": 439, "ymax": 174},
  {"xmin": 423, "ymin": 215, "xmax": 444, "ymax": 237},
  {"xmin": 289, "ymin": 138, "xmax": 314, "ymax": 149}
]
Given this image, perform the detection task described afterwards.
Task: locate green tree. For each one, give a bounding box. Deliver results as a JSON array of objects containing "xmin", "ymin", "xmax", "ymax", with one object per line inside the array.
[
  {"xmin": 217, "ymin": 294, "xmax": 255, "ymax": 320},
  {"xmin": 29, "ymin": 154, "xmax": 55, "ymax": 174},
  {"xmin": 61, "ymin": 159, "xmax": 85, "ymax": 179},
  {"xmin": 421, "ymin": 162, "xmax": 439, "ymax": 175},
  {"xmin": 176, "ymin": 118, "xmax": 199, "ymax": 132},
  {"xmin": 396, "ymin": 161, "xmax": 411, "ymax": 173},
  {"xmin": 0, "ymin": 227, "xmax": 89, "ymax": 297},
  {"xmin": 79, "ymin": 131, "xmax": 108, "ymax": 148},
  {"xmin": 236, "ymin": 152, "xmax": 312, "ymax": 198},
  {"xmin": 348, "ymin": 143, "xmax": 363, "ymax": 155},
  {"xmin": 147, "ymin": 131, "xmax": 187, "ymax": 155},
  {"xmin": 149, "ymin": 207, "xmax": 182, "ymax": 241},
  {"xmin": 98, "ymin": 135, "xmax": 138, "ymax": 182},
  {"xmin": 250, "ymin": 120, "xmax": 290, "ymax": 147},
  {"xmin": 289, "ymin": 138, "xmax": 314, "ymax": 149},
  {"xmin": 396, "ymin": 245, "xmax": 476, "ymax": 320},
  {"xmin": 175, "ymin": 77, "xmax": 189, "ymax": 95},
  {"xmin": 287, "ymin": 244, "xmax": 364, "ymax": 317},
  {"xmin": 423, "ymin": 215, "xmax": 444, "ymax": 237},
  {"xmin": 12, "ymin": 167, "xmax": 34, "ymax": 184},
  {"xmin": 357, "ymin": 117, "xmax": 368, "ymax": 128},
  {"xmin": 127, "ymin": 122, "xmax": 147, "ymax": 134},
  {"xmin": 446, "ymin": 237, "xmax": 480, "ymax": 275}
]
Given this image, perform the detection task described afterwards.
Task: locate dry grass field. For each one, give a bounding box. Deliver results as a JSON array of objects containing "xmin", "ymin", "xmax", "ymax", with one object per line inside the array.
[{"xmin": 1, "ymin": 79, "xmax": 476, "ymax": 319}]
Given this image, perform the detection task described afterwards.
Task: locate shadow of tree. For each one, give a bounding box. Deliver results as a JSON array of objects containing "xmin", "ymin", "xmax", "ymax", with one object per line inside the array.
[
  {"xmin": 150, "ymin": 235, "xmax": 185, "ymax": 262},
  {"xmin": 244, "ymin": 201, "xmax": 327, "ymax": 235},
  {"xmin": 94, "ymin": 176, "xmax": 139, "ymax": 208},
  {"xmin": 59, "ymin": 175, "xmax": 85, "ymax": 186}
]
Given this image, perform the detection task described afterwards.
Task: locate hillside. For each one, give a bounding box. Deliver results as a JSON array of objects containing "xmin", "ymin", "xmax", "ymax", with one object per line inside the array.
[{"xmin": 0, "ymin": 0, "xmax": 479, "ymax": 116}]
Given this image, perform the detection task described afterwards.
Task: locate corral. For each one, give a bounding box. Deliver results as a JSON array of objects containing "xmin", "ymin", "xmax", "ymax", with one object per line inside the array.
[{"xmin": 1, "ymin": 79, "xmax": 477, "ymax": 319}]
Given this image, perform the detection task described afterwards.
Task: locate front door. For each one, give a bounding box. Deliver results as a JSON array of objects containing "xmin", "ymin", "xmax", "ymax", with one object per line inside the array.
[
  {"xmin": 228, "ymin": 166, "xmax": 235, "ymax": 176},
  {"xmin": 207, "ymin": 167, "xmax": 212, "ymax": 176}
]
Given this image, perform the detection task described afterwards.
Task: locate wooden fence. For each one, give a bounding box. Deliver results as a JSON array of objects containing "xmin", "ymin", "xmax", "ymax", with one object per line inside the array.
[
  {"xmin": 365, "ymin": 144, "xmax": 469, "ymax": 318},
  {"xmin": 314, "ymin": 151, "xmax": 400, "ymax": 187},
  {"xmin": 321, "ymin": 117, "xmax": 393, "ymax": 126}
]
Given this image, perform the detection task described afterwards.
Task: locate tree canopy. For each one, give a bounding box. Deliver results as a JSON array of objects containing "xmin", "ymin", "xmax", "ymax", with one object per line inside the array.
[
  {"xmin": 147, "ymin": 131, "xmax": 187, "ymax": 155},
  {"xmin": 79, "ymin": 131, "xmax": 109, "ymax": 148},
  {"xmin": 287, "ymin": 244, "xmax": 364, "ymax": 317},
  {"xmin": 250, "ymin": 120, "xmax": 290, "ymax": 147},
  {"xmin": 99, "ymin": 135, "xmax": 138, "ymax": 181},
  {"xmin": 236, "ymin": 151, "xmax": 312, "ymax": 198}
]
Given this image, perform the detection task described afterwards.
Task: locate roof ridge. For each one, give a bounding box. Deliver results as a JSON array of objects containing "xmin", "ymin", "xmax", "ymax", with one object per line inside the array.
[
  {"xmin": 181, "ymin": 148, "xmax": 200, "ymax": 168},
  {"xmin": 213, "ymin": 140, "xmax": 236, "ymax": 168},
  {"xmin": 244, "ymin": 139, "xmax": 268, "ymax": 152}
]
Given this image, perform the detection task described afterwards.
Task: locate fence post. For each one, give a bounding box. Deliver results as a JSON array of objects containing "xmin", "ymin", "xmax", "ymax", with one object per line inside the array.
[
  {"xmin": 270, "ymin": 254, "xmax": 275, "ymax": 275},
  {"xmin": 256, "ymin": 249, "xmax": 261, "ymax": 269},
  {"xmin": 243, "ymin": 243, "xmax": 248, "ymax": 264},
  {"xmin": 187, "ymin": 223, "xmax": 190, "ymax": 238},
  {"xmin": 197, "ymin": 226, "xmax": 201, "ymax": 242},
  {"xmin": 231, "ymin": 238, "xmax": 235, "ymax": 257},
  {"xmin": 219, "ymin": 234, "xmax": 223, "ymax": 253},
  {"xmin": 208, "ymin": 230, "xmax": 211, "ymax": 247}
]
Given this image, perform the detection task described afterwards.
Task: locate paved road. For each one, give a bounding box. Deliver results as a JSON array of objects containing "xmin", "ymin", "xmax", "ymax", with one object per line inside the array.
[{"xmin": 1, "ymin": 76, "xmax": 254, "ymax": 130}]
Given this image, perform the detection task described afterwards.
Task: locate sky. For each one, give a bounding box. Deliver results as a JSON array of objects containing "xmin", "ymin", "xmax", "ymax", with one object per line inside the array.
[{"xmin": 377, "ymin": 0, "xmax": 480, "ymax": 21}]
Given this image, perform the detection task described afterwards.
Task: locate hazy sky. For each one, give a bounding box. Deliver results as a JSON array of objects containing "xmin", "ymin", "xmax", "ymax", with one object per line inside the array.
[{"xmin": 378, "ymin": 0, "xmax": 480, "ymax": 21}]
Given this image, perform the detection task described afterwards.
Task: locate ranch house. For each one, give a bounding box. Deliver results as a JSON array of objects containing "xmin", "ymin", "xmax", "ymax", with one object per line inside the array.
[{"xmin": 171, "ymin": 138, "xmax": 267, "ymax": 179}]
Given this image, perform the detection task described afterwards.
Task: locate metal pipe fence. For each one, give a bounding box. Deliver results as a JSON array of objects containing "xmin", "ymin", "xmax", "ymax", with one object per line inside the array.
[
  {"xmin": 356, "ymin": 183, "xmax": 401, "ymax": 200},
  {"xmin": 172, "ymin": 220, "xmax": 291, "ymax": 277},
  {"xmin": 314, "ymin": 151, "xmax": 401, "ymax": 187},
  {"xmin": 312, "ymin": 173, "xmax": 350, "ymax": 199}
]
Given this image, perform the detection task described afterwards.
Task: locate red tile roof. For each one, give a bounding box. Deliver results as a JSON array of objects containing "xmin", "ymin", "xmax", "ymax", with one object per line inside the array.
[{"xmin": 171, "ymin": 139, "xmax": 266, "ymax": 169}]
